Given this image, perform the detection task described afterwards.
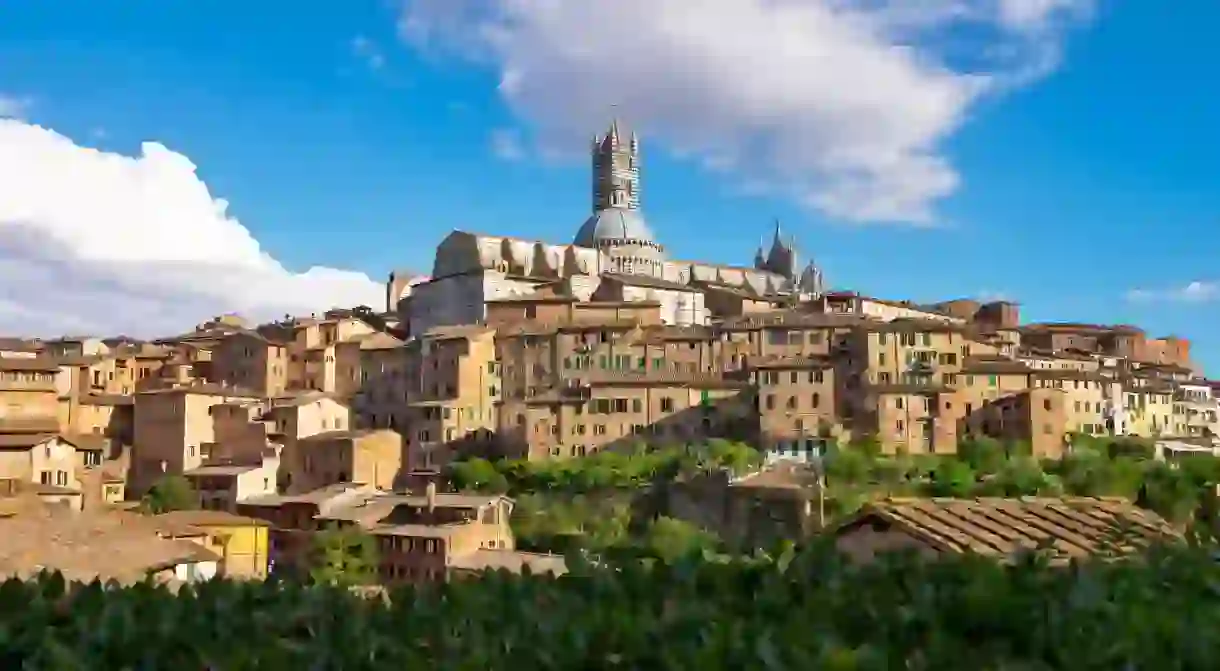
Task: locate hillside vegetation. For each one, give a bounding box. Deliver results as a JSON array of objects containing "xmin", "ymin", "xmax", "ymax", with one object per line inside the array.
[{"xmin": 4, "ymin": 539, "xmax": 1220, "ymax": 668}]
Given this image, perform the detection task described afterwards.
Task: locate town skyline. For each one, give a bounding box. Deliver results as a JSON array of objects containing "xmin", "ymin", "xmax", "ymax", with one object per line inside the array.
[{"xmin": 3, "ymin": 0, "xmax": 1220, "ymax": 373}]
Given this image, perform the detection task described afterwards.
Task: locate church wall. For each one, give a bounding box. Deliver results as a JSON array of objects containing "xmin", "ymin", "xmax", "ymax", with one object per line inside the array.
[{"xmin": 409, "ymin": 271, "xmax": 546, "ymax": 335}]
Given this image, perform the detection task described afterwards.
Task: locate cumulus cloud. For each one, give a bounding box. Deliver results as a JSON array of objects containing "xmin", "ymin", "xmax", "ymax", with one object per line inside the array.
[
  {"xmin": 400, "ymin": 0, "xmax": 1091, "ymax": 223},
  {"xmin": 1126, "ymin": 282, "xmax": 1220, "ymax": 304},
  {"xmin": 0, "ymin": 119, "xmax": 383, "ymax": 338}
]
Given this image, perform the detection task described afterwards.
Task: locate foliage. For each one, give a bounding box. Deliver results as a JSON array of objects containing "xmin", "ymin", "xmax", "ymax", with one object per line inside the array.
[
  {"xmin": 138, "ymin": 475, "xmax": 197, "ymax": 514},
  {"xmin": 446, "ymin": 442, "xmax": 762, "ymax": 496},
  {"xmin": 308, "ymin": 525, "xmax": 380, "ymax": 588},
  {"xmin": 7, "ymin": 539, "xmax": 1220, "ymax": 668},
  {"xmin": 641, "ymin": 516, "xmax": 720, "ymax": 562}
]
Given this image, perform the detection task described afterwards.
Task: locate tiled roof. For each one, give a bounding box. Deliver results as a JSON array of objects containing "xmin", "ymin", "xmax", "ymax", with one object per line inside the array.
[
  {"xmin": 0, "ymin": 357, "xmax": 61, "ymax": 372},
  {"xmin": 0, "ymin": 504, "xmax": 221, "ymax": 584},
  {"xmin": 837, "ymin": 497, "xmax": 1179, "ymax": 562},
  {"xmin": 155, "ymin": 510, "xmax": 270, "ymax": 528}
]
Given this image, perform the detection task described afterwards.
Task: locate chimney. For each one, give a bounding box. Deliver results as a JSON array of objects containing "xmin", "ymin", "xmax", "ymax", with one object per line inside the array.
[{"xmin": 425, "ymin": 481, "xmax": 437, "ymax": 514}]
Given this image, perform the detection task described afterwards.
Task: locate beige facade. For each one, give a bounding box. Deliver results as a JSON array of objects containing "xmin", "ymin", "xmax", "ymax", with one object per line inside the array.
[
  {"xmin": 406, "ymin": 326, "xmax": 499, "ymax": 470},
  {"xmin": 0, "ymin": 434, "xmax": 82, "ymax": 489},
  {"xmin": 352, "ymin": 333, "xmax": 408, "ymax": 430},
  {"xmin": 293, "ymin": 428, "xmax": 403, "ymax": 493},
  {"xmin": 0, "ymin": 358, "xmax": 60, "ymax": 432},
  {"xmin": 753, "ymin": 357, "xmax": 838, "ymax": 452},
  {"xmin": 212, "ymin": 331, "xmax": 289, "ymax": 396},
  {"xmin": 130, "ymin": 385, "xmax": 264, "ymax": 495},
  {"xmin": 185, "ymin": 455, "xmax": 280, "ymax": 512},
  {"xmin": 499, "ymin": 373, "xmax": 751, "ymax": 460}
]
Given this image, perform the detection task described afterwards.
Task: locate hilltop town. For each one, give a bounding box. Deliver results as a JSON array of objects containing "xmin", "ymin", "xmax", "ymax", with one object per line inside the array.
[{"xmin": 0, "ymin": 121, "xmax": 1212, "ymax": 586}]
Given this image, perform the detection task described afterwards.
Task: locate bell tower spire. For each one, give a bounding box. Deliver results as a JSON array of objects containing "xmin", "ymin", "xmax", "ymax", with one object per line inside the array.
[{"xmin": 591, "ymin": 115, "xmax": 640, "ymax": 213}]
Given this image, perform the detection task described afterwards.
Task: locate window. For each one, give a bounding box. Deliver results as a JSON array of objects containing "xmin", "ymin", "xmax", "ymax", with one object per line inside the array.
[
  {"xmin": 632, "ymin": 399, "xmax": 642, "ymax": 413},
  {"xmin": 660, "ymin": 398, "xmax": 674, "ymax": 413},
  {"xmin": 765, "ymin": 395, "xmax": 775, "ymax": 410},
  {"xmin": 786, "ymin": 396, "xmax": 797, "ymax": 410},
  {"xmin": 812, "ymin": 393, "xmax": 820, "ymax": 408}
]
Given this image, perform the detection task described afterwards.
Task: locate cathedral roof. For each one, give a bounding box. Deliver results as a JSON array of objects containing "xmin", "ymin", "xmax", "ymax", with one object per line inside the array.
[{"xmin": 573, "ymin": 207, "xmax": 656, "ymax": 248}]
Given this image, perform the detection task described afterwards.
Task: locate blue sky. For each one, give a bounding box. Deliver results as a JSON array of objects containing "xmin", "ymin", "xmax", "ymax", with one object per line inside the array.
[{"xmin": 1, "ymin": 0, "xmax": 1218, "ymax": 371}]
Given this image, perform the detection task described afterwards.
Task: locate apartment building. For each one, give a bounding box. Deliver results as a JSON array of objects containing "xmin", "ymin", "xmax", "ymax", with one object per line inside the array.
[
  {"xmin": 752, "ymin": 356, "xmax": 838, "ymax": 454},
  {"xmin": 211, "ymin": 330, "xmax": 289, "ymax": 397},
  {"xmin": 130, "ymin": 384, "xmax": 265, "ymax": 495},
  {"xmin": 975, "ymin": 388, "xmax": 1069, "ymax": 458},
  {"xmin": 185, "ymin": 454, "xmax": 280, "ymax": 512},
  {"xmin": 861, "ymin": 384, "xmax": 960, "ymax": 454},
  {"xmin": 293, "ymin": 428, "xmax": 402, "ymax": 492},
  {"xmin": 352, "ymin": 332, "xmax": 408, "ymax": 430},
  {"xmin": 1031, "ymin": 369, "xmax": 1109, "ymax": 437},
  {"xmin": 499, "ymin": 371, "xmax": 751, "ymax": 460},
  {"xmin": 1174, "ymin": 381, "xmax": 1219, "ymax": 437},
  {"xmin": 0, "ymin": 358, "xmax": 60, "ymax": 433},
  {"xmin": 240, "ymin": 483, "xmax": 562, "ymax": 583},
  {"xmin": 405, "ymin": 325, "xmax": 499, "ymax": 470},
  {"xmin": 0, "ymin": 338, "xmax": 41, "ymax": 359}
]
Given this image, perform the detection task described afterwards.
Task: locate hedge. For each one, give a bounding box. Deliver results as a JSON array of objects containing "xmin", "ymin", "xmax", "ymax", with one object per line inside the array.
[{"xmin": 2, "ymin": 540, "xmax": 1220, "ymax": 669}]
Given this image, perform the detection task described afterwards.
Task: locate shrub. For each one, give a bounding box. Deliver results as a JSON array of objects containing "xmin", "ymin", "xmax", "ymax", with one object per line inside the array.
[{"xmin": 3, "ymin": 541, "xmax": 1220, "ymax": 668}]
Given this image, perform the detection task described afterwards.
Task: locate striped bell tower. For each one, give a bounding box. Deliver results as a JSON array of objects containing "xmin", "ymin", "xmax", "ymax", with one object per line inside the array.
[{"xmin": 591, "ymin": 119, "xmax": 640, "ymax": 213}]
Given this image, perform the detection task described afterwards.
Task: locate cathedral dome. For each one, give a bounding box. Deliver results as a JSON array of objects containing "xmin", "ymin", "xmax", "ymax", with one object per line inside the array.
[{"xmin": 573, "ymin": 207, "xmax": 657, "ymax": 248}]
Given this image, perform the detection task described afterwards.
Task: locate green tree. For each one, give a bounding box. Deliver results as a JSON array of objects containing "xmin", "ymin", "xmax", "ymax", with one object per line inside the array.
[
  {"xmin": 140, "ymin": 475, "xmax": 198, "ymax": 513},
  {"xmin": 643, "ymin": 516, "xmax": 718, "ymax": 562},
  {"xmin": 447, "ymin": 458, "xmax": 509, "ymax": 493},
  {"xmin": 309, "ymin": 525, "xmax": 379, "ymax": 587}
]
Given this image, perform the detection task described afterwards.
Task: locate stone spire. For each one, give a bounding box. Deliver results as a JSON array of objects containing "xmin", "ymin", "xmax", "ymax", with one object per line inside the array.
[{"xmin": 591, "ymin": 118, "xmax": 640, "ymax": 213}]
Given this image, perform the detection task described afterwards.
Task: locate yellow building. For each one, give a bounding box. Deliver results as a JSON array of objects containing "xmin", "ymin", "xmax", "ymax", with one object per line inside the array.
[{"xmin": 155, "ymin": 510, "xmax": 271, "ymax": 579}]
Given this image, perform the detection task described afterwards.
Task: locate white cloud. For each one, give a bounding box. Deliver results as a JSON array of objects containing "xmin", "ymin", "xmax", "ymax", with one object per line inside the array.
[
  {"xmin": 489, "ymin": 128, "xmax": 525, "ymax": 161},
  {"xmin": 1126, "ymin": 281, "xmax": 1219, "ymax": 304},
  {"xmin": 0, "ymin": 119, "xmax": 383, "ymax": 338},
  {"xmin": 0, "ymin": 94, "xmax": 32, "ymax": 120},
  {"xmin": 400, "ymin": 0, "xmax": 1091, "ymax": 223}
]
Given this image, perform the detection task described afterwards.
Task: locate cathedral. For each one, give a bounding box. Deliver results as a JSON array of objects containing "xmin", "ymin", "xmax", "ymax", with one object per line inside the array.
[{"xmin": 390, "ymin": 120, "xmax": 826, "ymax": 335}]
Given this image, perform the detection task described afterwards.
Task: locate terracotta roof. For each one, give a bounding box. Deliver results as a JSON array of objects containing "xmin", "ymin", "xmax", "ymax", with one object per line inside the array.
[
  {"xmin": 80, "ymin": 394, "xmax": 134, "ymax": 406},
  {"xmin": 0, "ymin": 357, "xmax": 61, "ymax": 372},
  {"xmin": 1031, "ymin": 369, "xmax": 1110, "ymax": 382},
  {"xmin": 138, "ymin": 383, "xmax": 263, "ymax": 398},
  {"xmin": 0, "ymin": 504, "xmax": 221, "ymax": 584},
  {"xmin": 423, "ymin": 324, "xmax": 494, "ymax": 340},
  {"xmin": 155, "ymin": 510, "xmax": 269, "ymax": 528},
  {"xmin": 870, "ymin": 383, "xmax": 954, "ymax": 395},
  {"xmin": 835, "ymin": 497, "xmax": 1179, "ymax": 562},
  {"xmin": 0, "ymin": 338, "xmax": 42, "ymax": 353},
  {"xmin": 0, "ymin": 432, "xmax": 56, "ymax": 449},
  {"xmin": 359, "ymin": 332, "xmax": 404, "ymax": 351},
  {"xmin": 298, "ymin": 429, "xmax": 391, "ymax": 443},
  {"xmin": 960, "ymin": 357, "xmax": 1032, "ymax": 374},
  {"xmin": 859, "ymin": 318, "xmax": 968, "ymax": 334},
  {"xmin": 59, "ymin": 433, "xmax": 108, "ymax": 452},
  {"xmin": 718, "ymin": 311, "xmax": 863, "ymax": 330},
  {"xmin": 751, "ymin": 355, "xmax": 834, "ymax": 370}
]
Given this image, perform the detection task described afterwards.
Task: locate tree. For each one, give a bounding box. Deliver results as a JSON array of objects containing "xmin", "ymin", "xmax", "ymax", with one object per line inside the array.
[
  {"xmin": 447, "ymin": 458, "xmax": 509, "ymax": 493},
  {"xmin": 643, "ymin": 516, "xmax": 718, "ymax": 563},
  {"xmin": 140, "ymin": 475, "xmax": 198, "ymax": 513},
  {"xmin": 309, "ymin": 525, "xmax": 379, "ymax": 587}
]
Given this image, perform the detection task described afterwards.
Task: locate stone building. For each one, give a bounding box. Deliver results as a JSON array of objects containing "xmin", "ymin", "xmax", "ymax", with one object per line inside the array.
[{"xmin": 403, "ymin": 120, "xmax": 827, "ymax": 336}]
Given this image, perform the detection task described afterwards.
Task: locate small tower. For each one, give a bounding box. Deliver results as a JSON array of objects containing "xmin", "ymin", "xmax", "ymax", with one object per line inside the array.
[{"xmin": 591, "ymin": 118, "xmax": 640, "ymax": 213}]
